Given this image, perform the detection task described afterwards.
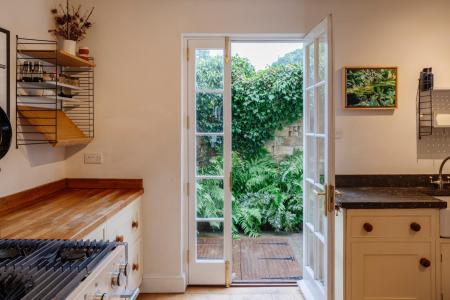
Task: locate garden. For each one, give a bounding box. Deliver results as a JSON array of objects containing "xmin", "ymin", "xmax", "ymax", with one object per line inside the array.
[{"xmin": 196, "ymin": 49, "xmax": 303, "ymax": 238}]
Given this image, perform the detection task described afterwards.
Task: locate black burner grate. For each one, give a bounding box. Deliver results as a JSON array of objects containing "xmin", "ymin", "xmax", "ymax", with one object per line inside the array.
[{"xmin": 0, "ymin": 239, "xmax": 117, "ymax": 300}]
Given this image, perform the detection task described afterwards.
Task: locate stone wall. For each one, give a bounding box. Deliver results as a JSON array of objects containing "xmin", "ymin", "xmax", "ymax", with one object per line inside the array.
[{"xmin": 266, "ymin": 120, "xmax": 303, "ymax": 160}]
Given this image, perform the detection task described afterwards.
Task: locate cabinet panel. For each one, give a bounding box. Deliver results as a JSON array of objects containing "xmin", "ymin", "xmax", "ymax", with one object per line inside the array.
[
  {"xmin": 127, "ymin": 237, "xmax": 143, "ymax": 290},
  {"xmin": 106, "ymin": 197, "xmax": 141, "ymax": 243},
  {"xmin": 348, "ymin": 242, "xmax": 434, "ymax": 300},
  {"xmin": 83, "ymin": 222, "xmax": 105, "ymax": 241},
  {"xmin": 442, "ymin": 243, "xmax": 450, "ymax": 300}
]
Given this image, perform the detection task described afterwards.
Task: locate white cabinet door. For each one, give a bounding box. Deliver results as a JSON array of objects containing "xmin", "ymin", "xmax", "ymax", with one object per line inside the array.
[{"xmin": 349, "ymin": 242, "xmax": 434, "ymax": 300}]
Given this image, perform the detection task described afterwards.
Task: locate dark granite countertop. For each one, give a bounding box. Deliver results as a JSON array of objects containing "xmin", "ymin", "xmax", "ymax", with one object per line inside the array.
[{"xmin": 336, "ymin": 187, "xmax": 448, "ymax": 209}]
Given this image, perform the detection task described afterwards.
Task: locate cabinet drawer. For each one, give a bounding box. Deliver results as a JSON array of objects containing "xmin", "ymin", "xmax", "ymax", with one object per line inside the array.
[
  {"xmin": 349, "ymin": 212, "xmax": 433, "ymax": 240},
  {"xmin": 127, "ymin": 237, "xmax": 143, "ymax": 290},
  {"xmin": 106, "ymin": 198, "xmax": 142, "ymax": 243}
]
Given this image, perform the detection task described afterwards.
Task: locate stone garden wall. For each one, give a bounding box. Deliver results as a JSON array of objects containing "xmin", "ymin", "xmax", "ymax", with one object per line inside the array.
[{"xmin": 266, "ymin": 120, "xmax": 303, "ymax": 160}]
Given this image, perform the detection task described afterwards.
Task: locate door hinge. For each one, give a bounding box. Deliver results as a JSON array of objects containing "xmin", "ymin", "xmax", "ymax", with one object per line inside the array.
[
  {"xmin": 186, "ymin": 182, "xmax": 190, "ymax": 195},
  {"xmin": 225, "ymin": 260, "xmax": 231, "ymax": 287},
  {"xmin": 186, "ymin": 47, "xmax": 189, "ymax": 61},
  {"xmin": 186, "ymin": 249, "xmax": 190, "ymax": 264},
  {"xmin": 186, "ymin": 116, "xmax": 190, "ymax": 129},
  {"xmin": 225, "ymin": 37, "xmax": 230, "ymax": 64}
]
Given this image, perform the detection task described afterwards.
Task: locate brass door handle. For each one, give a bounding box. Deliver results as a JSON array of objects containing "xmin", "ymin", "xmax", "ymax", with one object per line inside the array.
[
  {"xmin": 115, "ymin": 235, "xmax": 124, "ymax": 242},
  {"xmin": 313, "ymin": 189, "xmax": 326, "ymax": 196}
]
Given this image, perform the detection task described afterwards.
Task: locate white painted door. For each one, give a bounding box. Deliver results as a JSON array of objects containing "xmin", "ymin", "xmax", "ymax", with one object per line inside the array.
[
  {"xmin": 299, "ymin": 16, "xmax": 335, "ymax": 300},
  {"xmin": 187, "ymin": 38, "xmax": 232, "ymax": 285}
]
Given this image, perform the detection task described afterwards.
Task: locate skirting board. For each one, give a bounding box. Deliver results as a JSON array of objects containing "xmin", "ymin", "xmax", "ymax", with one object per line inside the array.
[{"xmin": 141, "ymin": 273, "xmax": 187, "ymax": 293}]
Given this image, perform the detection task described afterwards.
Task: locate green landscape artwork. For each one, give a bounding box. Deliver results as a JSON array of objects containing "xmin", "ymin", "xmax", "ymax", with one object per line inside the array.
[{"xmin": 344, "ymin": 67, "xmax": 398, "ymax": 109}]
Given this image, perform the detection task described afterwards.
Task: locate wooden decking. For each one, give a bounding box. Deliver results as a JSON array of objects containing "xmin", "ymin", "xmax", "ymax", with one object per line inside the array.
[{"xmin": 197, "ymin": 233, "xmax": 302, "ymax": 282}]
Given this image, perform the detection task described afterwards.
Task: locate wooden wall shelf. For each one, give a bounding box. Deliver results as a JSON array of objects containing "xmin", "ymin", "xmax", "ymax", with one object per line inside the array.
[
  {"xmin": 19, "ymin": 50, "xmax": 96, "ymax": 68},
  {"xmin": 16, "ymin": 36, "xmax": 95, "ymax": 147},
  {"xmin": 18, "ymin": 106, "xmax": 92, "ymax": 147}
]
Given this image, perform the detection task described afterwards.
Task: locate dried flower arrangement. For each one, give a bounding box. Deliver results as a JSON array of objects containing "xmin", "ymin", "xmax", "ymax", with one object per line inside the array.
[{"xmin": 49, "ymin": 1, "xmax": 94, "ymax": 42}]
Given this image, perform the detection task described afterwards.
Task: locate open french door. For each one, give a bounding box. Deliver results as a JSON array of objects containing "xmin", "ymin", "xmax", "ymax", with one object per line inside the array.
[
  {"xmin": 187, "ymin": 38, "xmax": 232, "ymax": 285},
  {"xmin": 298, "ymin": 16, "xmax": 335, "ymax": 300}
]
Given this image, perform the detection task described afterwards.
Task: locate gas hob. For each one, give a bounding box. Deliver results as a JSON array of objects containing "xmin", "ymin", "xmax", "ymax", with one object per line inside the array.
[{"xmin": 0, "ymin": 239, "xmax": 130, "ymax": 300}]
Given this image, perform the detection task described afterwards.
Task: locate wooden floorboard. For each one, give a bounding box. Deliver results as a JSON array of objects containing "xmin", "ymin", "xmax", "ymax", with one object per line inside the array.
[
  {"xmin": 138, "ymin": 287, "xmax": 304, "ymax": 299},
  {"xmin": 197, "ymin": 234, "xmax": 302, "ymax": 282}
]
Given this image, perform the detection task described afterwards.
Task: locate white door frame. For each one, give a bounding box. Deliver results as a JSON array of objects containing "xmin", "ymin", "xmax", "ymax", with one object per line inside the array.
[{"xmin": 181, "ymin": 33, "xmax": 305, "ymax": 286}]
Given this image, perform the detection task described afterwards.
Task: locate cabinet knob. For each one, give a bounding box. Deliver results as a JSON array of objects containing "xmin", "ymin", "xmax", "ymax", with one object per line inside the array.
[
  {"xmin": 132, "ymin": 263, "xmax": 139, "ymax": 271},
  {"xmin": 410, "ymin": 222, "xmax": 421, "ymax": 232},
  {"xmin": 132, "ymin": 220, "xmax": 139, "ymax": 229},
  {"xmin": 420, "ymin": 258, "xmax": 431, "ymax": 268},
  {"xmin": 363, "ymin": 223, "xmax": 373, "ymax": 232},
  {"xmin": 115, "ymin": 235, "xmax": 124, "ymax": 242}
]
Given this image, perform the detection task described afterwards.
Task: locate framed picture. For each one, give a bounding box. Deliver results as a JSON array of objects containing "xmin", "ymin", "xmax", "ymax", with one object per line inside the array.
[{"xmin": 343, "ymin": 66, "xmax": 398, "ymax": 109}]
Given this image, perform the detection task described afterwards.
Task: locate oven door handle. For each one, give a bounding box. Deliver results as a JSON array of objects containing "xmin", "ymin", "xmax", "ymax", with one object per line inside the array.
[{"xmin": 119, "ymin": 288, "xmax": 140, "ymax": 300}]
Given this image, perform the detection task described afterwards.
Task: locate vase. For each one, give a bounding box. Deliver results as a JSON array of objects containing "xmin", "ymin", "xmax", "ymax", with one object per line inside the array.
[{"xmin": 61, "ymin": 40, "xmax": 77, "ymax": 55}]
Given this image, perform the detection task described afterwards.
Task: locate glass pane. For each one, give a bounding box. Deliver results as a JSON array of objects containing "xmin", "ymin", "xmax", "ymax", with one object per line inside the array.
[
  {"xmin": 305, "ymin": 182, "xmax": 315, "ymax": 224},
  {"xmin": 197, "ymin": 221, "xmax": 224, "ymax": 260},
  {"xmin": 305, "ymin": 228, "xmax": 315, "ymax": 270},
  {"xmin": 195, "ymin": 49, "xmax": 224, "ymax": 90},
  {"xmin": 196, "ymin": 92, "xmax": 223, "ymax": 133},
  {"xmin": 306, "ymin": 89, "xmax": 315, "ymax": 133},
  {"xmin": 317, "ymin": 240, "xmax": 325, "ymax": 285},
  {"xmin": 196, "ymin": 136, "xmax": 223, "ymax": 176},
  {"xmin": 318, "ymin": 34, "xmax": 327, "ymax": 82},
  {"xmin": 305, "ymin": 135, "xmax": 316, "ymax": 180},
  {"xmin": 317, "ymin": 85, "xmax": 325, "ymax": 134},
  {"xmin": 317, "ymin": 137, "xmax": 325, "ymax": 185},
  {"xmin": 318, "ymin": 187, "xmax": 325, "ymax": 234},
  {"xmin": 307, "ymin": 43, "xmax": 315, "ymax": 86},
  {"xmin": 196, "ymin": 179, "xmax": 224, "ymax": 218}
]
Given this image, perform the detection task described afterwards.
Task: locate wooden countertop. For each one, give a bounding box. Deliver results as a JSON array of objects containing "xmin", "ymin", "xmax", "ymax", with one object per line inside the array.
[{"xmin": 0, "ymin": 179, "xmax": 143, "ymax": 239}]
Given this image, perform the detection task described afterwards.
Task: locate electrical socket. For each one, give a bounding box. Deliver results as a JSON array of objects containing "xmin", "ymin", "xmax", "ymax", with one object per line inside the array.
[{"xmin": 84, "ymin": 153, "xmax": 103, "ymax": 164}]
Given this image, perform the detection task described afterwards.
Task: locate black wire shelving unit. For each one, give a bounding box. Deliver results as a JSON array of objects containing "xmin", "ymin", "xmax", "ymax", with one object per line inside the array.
[
  {"xmin": 16, "ymin": 36, "xmax": 95, "ymax": 147},
  {"xmin": 417, "ymin": 77, "xmax": 433, "ymax": 139}
]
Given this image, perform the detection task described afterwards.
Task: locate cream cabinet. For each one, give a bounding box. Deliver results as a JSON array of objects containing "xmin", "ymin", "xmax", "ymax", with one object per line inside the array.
[
  {"xmin": 442, "ymin": 242, "xmax": 450, "ymax": 300},
  {"xmin": 83, "ymin": 196, "xmax": 143, "ymax": 290},
  {"xmin": 338, "ymin": 209, "xmax": 439, "ymax": 300}
]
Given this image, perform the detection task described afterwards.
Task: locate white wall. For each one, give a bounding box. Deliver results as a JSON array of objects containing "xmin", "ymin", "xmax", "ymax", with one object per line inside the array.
[
  {"xmin": 302, "ymin": 0, "xmax": 450, "ymax": 174},
  {"xmin": 0, "ymin": 0, "xmax": 66, "ymax": 196}
]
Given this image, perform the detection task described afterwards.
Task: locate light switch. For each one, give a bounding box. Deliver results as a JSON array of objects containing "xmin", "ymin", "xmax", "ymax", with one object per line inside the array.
[{"xmin": 84, "ymin": 153, "xmax": 103, "ymax": 164}]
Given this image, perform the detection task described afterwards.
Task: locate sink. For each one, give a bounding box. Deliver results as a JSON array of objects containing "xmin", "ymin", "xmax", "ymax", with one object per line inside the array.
[{"xmin": 437, "ymin": 197, "xmax": 450, "ymax": 238}]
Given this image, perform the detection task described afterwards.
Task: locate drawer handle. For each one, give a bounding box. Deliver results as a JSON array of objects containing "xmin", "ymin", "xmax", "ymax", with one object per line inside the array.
[
  {"xmin": 115, "ymin": 235, "xmax": 124, "ymax": 242},
  {"xmin": 132, "ymin": 263, "xmax": 139, "ymax": 271},
  {"xmin": 363, "ymin": 223, "xmax": 373, "ymax": 232},
  {"xmin": 420, "ymin": 258, "xmax": 431, "ymax": 268},
  {"xmin": 132, "ymin": 220, "xmax": 139, "ymax": 229},
  {"xmin": 410, "ymin": 222, "xmax": 421, "ymax": 232}
]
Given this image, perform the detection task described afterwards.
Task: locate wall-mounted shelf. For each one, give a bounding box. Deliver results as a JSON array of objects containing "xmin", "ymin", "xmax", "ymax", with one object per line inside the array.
[
  {"xmin": 16, "ymin": 36, "xmax": 95, "ymax": 147},
  {"xmin": 20, "ymin": 49, "xmax": 96, "ymax": 68},
  {"xmin": 17, "ymin": 106, "xmax": 91, "ymax": 147}
]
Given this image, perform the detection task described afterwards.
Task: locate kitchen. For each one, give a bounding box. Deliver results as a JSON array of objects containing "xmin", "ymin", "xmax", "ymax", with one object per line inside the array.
[{"xmin": 1, "ymin": 0, "xmax": 450, "ymax": 299}]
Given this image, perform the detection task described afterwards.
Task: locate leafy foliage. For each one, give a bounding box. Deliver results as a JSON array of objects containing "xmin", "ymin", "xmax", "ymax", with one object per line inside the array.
[
  {"xmin": 346, "ymin": 68, "xmax": 397, "ymax": 107},
  {"xmin": 196, "ymin": 49, "xmax": 304, "ymax": 237},
  {"xmin": 272, "ymin": 48, "xmax": 303, "ymax": 67}
]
